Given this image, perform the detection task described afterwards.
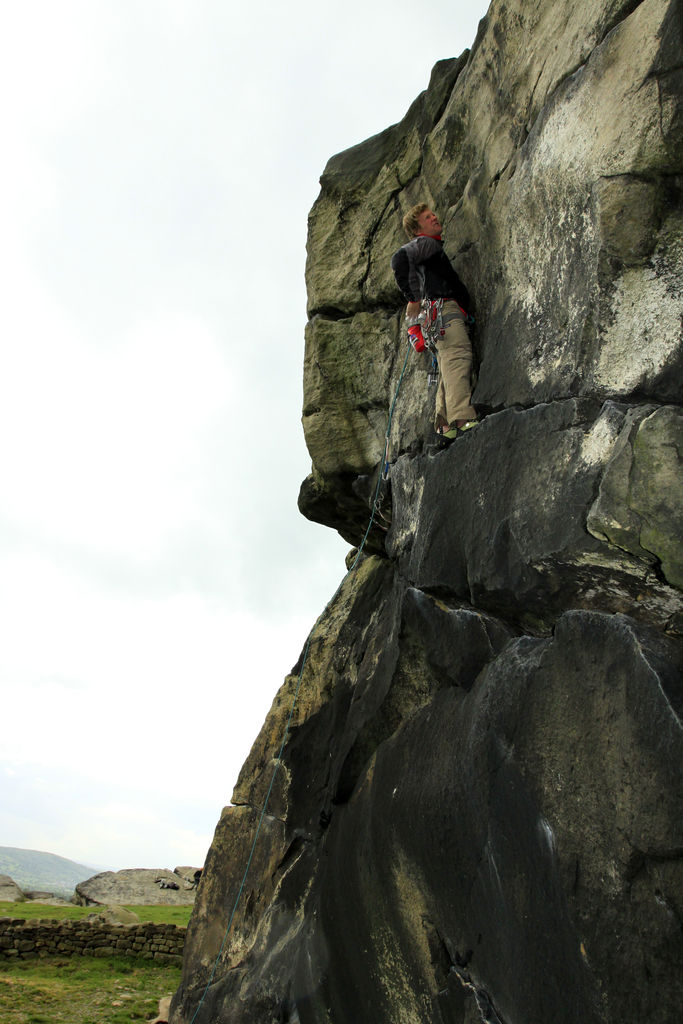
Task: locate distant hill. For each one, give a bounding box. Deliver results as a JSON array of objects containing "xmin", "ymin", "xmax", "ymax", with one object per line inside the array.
[{"xmin": 0, "ymin": 846, "xmax": 100, "ymax": 899}]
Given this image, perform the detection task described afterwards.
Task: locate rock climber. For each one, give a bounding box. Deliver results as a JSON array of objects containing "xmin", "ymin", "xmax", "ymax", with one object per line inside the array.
[{"xmin": 391, "ymin": 203, "xmax": 478, "ymax": 445}]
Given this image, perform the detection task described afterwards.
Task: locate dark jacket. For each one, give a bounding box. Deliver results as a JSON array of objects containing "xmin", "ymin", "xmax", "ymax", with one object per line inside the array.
[{"xmin": 391, "ymin": 235, "xmax": 470, "ymax": 311}]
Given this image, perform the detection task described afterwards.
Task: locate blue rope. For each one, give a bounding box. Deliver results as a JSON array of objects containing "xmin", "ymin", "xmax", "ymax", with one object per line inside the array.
[{"xmin": 189, "ymin": 339, "xmax": 412, "ymax": 1023}]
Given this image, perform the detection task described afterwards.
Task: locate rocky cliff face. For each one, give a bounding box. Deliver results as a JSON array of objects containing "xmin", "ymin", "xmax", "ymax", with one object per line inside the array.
[{"xmin": 171, "ymin": 1, "xmax": 682, "ymax": 1022}]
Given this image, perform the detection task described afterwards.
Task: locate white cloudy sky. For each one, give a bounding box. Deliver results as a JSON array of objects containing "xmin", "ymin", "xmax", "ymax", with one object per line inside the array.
[{"xmin": 0, "ymin": 0, "xmax": 489, "ymax": 873}]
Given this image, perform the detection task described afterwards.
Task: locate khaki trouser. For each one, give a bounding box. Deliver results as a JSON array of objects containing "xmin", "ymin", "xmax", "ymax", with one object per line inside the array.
[{"xmin": 434, "ymin": 301, "xmax": 477, "ymax": 430}]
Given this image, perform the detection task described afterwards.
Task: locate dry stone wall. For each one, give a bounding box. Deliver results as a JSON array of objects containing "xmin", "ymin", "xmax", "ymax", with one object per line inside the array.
[{"xmin": 0, "ymin": 917, "xmax": 184, "ymax": 964}]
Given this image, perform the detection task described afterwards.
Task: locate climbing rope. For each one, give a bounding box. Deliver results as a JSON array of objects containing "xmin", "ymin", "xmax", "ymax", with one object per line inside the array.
[
  {"xmin": 188, "ymin": 339, "xmax": 412, "ymax": 1023},
  {"xmin": 349, "ymin": 340, "xmax": 412, "ymax": 571}
]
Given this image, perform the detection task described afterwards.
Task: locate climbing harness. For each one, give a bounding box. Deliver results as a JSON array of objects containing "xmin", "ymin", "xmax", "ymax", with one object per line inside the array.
[
  {"xmin": 405, "ymin": 297, "xmax": 444, "ymax": 354},
  {"xmin": 406, "ymin": 298, "xmax": 444, "ymax": 391},
  {"xmin": 406, "ymin": 299, "xmax": 475, "ymax": 390},
  {"xmin": 188, "ymin": 340, "xmax": 413, "ymax": 1024}
]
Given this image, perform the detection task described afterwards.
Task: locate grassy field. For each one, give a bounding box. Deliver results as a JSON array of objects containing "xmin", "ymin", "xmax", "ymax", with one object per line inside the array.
[
  {"xmin": 0, "ymin": 902, "xmax": 193, "ymax": 927},
  {"xmin": 0, "ymin": 902, "xmax": 189, "ymax": 1020},
  {"xmin": 0, "ymin": 955, "xmax": 181, "ymax": 1024}
]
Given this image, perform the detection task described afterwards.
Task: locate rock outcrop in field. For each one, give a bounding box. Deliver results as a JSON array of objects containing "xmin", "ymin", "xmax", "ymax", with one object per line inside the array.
[{"xmin": 75, "ymin": 868, "xmax": 198, "ymax": 907}]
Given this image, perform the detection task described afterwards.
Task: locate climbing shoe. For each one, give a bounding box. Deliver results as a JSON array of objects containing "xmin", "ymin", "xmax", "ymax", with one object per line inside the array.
[
  {"xmin": 443, "ymin": 420, "xmax": 479, "ymax": 440},
  {"xmin": 458, "ymin": 420, "xmax": 479, "ymax": 433},
  {"xmin": 427, "ymin": 419, "xmax": 479, "ymax": 454}
]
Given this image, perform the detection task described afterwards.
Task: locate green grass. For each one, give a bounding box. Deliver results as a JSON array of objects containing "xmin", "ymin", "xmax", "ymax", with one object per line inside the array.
[
  {"xmin": 0, "ymin": 903, "xmax": 96, "ymax": 922},
  {"xmin": 122, "ymin": 905, "xmax": 192, "ymax": 927},
  {"xmin": 0, "ymin": 956, "xmax": 181, "ymax": 1024},
  {"xmin": 0, "ymin": 902, "xmax": 193, "ymax": 927}
]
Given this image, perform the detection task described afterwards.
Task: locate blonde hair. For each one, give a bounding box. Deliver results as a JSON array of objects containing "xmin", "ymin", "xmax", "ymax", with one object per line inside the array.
[{"xmin": 402, "ymin": 202, "xmax": 429, "ymax": 239}]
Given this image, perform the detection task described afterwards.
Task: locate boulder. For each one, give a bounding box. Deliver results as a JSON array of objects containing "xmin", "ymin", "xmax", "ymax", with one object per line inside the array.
[
  {"xmin": 173, "ymin": 866, "xmax": 203, "ymax": 889},
  {"xmin": 0, "ymin": 874, "xmax": 25, "ymax": 902},
  {"xmin": 75, "ymin": 868, "xmax": 196, "ymax": 907},
  {"xmin": 148, "ymin": 995, "xmax": 172, "ymax": 1024},
  {"xmin": 88, "ymin": 904, "xmax": 140, "ymax": 925},
  {"xmin": 170, "ymin": 1, "xmax": 683, "ymax": 1022}
]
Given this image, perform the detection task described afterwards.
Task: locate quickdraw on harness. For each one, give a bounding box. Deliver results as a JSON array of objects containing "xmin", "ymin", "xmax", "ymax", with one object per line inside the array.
[{"xmin": 406, "ymin": 298, "xmax": 445, "ymax": 387}]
